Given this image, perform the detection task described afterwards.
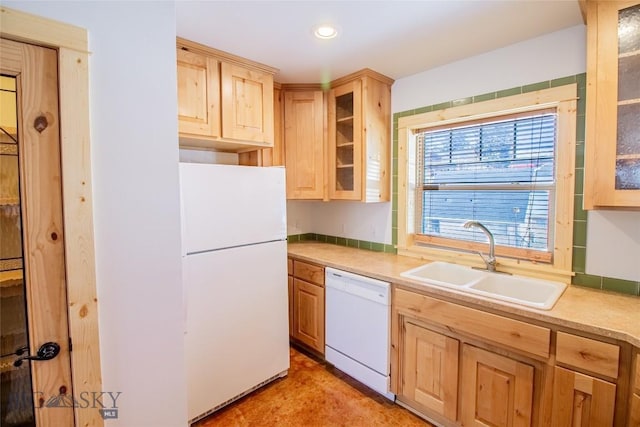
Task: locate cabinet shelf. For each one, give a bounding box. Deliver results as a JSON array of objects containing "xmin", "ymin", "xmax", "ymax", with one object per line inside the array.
[
  {"xmin": 336, "ymin": 116, "xmax": 354, "ymax": 123},
  {"xmin": 617, "ymin": 153, "xmax": 640, "ymax": 160},
  {"xmin": 618, "ymin": 98, "xmax": 640, "ymax": 106},
  {"xmin": 336, "ymin": 142, "xmax": 354, "ymax": 148},
  {"xmin": 336, "ymin": 164, "xmax": 354, "ymax": 169},
  {"xmin": 619, "ymin": 49, "xmax": 640, "ymax": 58}
]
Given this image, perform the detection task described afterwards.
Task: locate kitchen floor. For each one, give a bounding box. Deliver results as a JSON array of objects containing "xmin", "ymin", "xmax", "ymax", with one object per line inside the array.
[{"xmin": 194, "ymin": 346, "xmax": 432, "ymax": 427}]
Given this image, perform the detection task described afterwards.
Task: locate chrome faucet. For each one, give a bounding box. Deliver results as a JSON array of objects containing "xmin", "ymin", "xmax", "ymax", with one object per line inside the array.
[{"xmin": 462, "ymin": 220, "xmax": 496, "ymax": 272}]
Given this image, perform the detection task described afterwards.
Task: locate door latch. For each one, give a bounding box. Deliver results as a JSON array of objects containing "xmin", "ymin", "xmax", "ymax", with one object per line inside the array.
[{"xmin": 13, "ymin": 342, "xmax": 61, "ymax": 367}]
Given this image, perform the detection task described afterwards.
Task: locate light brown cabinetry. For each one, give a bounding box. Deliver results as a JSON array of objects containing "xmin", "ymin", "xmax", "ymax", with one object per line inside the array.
[
  {"xmin": 328, "ymin": 70, "xmax": 392, "ymax": 202},
  {"xmin": 461, "ymin": 345, "xmax": 534, "ymax": 427},
  {"xmin": 393, "ymin": 288, "xmax": 548, "ymax": 426},
  {"xmin": 288, "ymin": 258, "xmax": 325, "ymax": 354},
  {"xmin": 283, "ymin": 88, "xmax": 325, "ymax": 199},
  {"xmin": 628, "ymin": 353, "xmax": 640, "ymax": 426},
  {"xmin": 402, "ymin": 320, "xmax": 459, "ymax": 421},
  {"xmin": 552, "ymin": 331, "xmax": 620, "ymax": 426},
  {"xmin": 177, "ymin": 48, "xmax": 220, "ymax": 138},
  {"xmin": 392, "ymin": 286, "xmax": 635, "ymax": 426},
  {"xmin": 282, "ymin": 69, "xmax": 393, "ymax": 202},
  {"xmin": 551, "ymin": 366, "xmax": 616, "ymax": 426},
  {"xmin": 177, "ymin": 38, "xmax": 276, "ymax": 152},
  {"xmin": 584, "ymin": 0, "xmax": 640, "ymax": 208}
]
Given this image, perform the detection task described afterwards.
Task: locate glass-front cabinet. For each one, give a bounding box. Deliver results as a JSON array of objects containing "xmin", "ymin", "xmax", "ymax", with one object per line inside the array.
[
  {"xmin": 328, "ymin": 70, "xmax": 393, "ymax": 202},
  {"xmin": 585, "ymin": 0, "xmax": 640, "ymax": 208}
]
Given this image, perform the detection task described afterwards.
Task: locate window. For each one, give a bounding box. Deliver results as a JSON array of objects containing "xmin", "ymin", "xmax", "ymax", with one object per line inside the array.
[{"xmin": 397, "ymin": 85, "xmax": 577, "ymax": 280}]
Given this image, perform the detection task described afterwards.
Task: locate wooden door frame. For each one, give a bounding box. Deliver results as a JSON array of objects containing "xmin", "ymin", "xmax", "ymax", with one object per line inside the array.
[{"xmin": 1, "ymin": 7, "xmax": 103, "ymax": 427}]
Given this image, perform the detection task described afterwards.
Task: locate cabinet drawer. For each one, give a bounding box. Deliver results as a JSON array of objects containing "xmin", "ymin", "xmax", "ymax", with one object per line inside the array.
[
  {"xmin": 293, "ymin": 260, "xmax": 324, "ymax": 286},
  {"xmin": 287, "ymin": 258, "xmax": 293, "ymax": 276},
  {"xmin": 395, "ymin": 288, "xmax": 550, "ymax": 359},
  {"xmin": 556, "ymin": 332, "xmax": 619, "ymax": 378}
]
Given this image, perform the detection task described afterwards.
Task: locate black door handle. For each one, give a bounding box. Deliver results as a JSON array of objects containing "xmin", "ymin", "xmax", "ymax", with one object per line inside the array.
[{"xmin": 13, "ymin": 342, "xmax": 60, "ymax": 367}]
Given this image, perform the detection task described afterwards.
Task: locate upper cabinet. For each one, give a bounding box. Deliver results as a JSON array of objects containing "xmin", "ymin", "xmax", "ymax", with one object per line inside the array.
[
  {"xmin": 282, "ymin": 69, "xmax": 393, "ymax": 202},
  {"xmin": 176, "ymin": 38, "xmax": 276, "ymax": 152},
  {"xmin": 584, "ymin": 0, "xmax": 640, "ymax": 209},
  {"xmin": 328, "ymin": 70, "xmax": 392, "ymax": 202},
  {"xmin": 283, "ymin": 87, "xmax": 325, "ymax": 199}
]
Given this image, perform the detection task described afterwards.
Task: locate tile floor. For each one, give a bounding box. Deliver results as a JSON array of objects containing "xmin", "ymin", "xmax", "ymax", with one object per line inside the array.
[{"xmin": 194, "ymin": 346, "xmax": 432, "ymax": 427}]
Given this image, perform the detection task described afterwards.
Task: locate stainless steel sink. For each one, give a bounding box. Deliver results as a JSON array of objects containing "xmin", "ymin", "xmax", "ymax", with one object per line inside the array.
[{"xmin": 400, "ymin": 262, "xmax": 567, "ymax": 310}]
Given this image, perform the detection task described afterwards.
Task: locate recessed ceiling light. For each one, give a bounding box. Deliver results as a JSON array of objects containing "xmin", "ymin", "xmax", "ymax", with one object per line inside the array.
[{"xmin": 314, "ymin": 24, "xmax": 338, "ymax": 40}]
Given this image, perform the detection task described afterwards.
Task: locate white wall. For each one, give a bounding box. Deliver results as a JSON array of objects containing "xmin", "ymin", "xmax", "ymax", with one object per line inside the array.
[
  {"xmin": 392, "ymin": 25, "xmax": 587, "ymax": 112},
  {"xmin": 288, "ymin": 24, "xmax": 640, "ymax": 282},
  {"xmin": 5, "ymin": 2, "xmax": 188, "ymax": 426}
]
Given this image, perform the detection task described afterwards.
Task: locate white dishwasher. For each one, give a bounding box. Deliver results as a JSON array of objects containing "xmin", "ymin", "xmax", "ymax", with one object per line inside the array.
[{"xmin": 325, "ymin": 267, "xmax": 395, "ymax": 401}]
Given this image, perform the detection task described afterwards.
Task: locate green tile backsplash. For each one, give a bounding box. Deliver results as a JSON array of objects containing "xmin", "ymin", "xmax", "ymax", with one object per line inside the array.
[{"xmin": 288, "ymin": 73, "xmax": 640, "ymax": 297}]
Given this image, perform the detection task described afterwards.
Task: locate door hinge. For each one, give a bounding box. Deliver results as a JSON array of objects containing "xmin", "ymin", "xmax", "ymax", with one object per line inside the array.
[{"xmin": 68, "ymin": 337, "xmax": 72, "ymax": 352}]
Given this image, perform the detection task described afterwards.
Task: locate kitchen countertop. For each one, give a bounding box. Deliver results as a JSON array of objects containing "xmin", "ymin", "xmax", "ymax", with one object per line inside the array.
[{"xmin": 288, "ymin": 241, "xmax": 640, "ymax": 348}]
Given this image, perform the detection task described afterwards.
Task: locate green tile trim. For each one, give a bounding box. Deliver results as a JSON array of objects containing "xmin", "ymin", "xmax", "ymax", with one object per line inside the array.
[
  {"xmin": 572, "ymin": 273, "xmax": 602, "ymax": 289},
  {"xmin": 473, "ymin": 92, "xmax": 497, "ymax": 103},
  {"xmin": 572, "ymin": 247, "xmax": 586, "ymax": 273},
  {"xmin": 550, "ymin": 76, "xmax": 576, "ymax": 87},
  {"xmin": 574, "ymin": 168, "xmax": 584, "ymax": 196},
  {"xmin": 522, "ymin": 81, "xmax": 550, "ymax": 93},
  {"xmin": 289, "ymin": 233, "xmax": 393, "ymax": 254},
  {"xmin": 496, "ymin": 87, "xmax": 521, "ymax": 98},
  {"xmin": 602, "ymin": 277, "xmax": 640, "ymax": 296},
  {"xmin": 575, "ymin": 142, "xmax": 585, "ymax": 169},
  {"xmin": 572, "ymin": 220, "xmax": 587, "ymax": 247},
  {"xmin": 432, "ymin": 101, "xmax": 452, "ymax": 111},
  {"xmin": 451, "ymin": 97, "xmax": 472, "ymax": 107}
]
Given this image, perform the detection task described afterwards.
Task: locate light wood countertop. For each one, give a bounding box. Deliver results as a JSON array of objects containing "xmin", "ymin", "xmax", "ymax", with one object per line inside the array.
[{"xmin": 288, "ymin": 241, "xmax": 640, "ymax": 347}]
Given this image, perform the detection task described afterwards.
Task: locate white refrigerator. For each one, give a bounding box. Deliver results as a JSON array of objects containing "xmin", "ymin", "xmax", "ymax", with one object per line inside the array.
[{"xmin": 180, "ymin": 163, "xmax": 290, "ymax": 423}]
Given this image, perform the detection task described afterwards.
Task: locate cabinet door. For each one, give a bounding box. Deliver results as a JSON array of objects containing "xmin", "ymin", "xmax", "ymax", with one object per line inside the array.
[
  {"xmin": 402, "ymin": 320, "xmax": 459, "ymax": 421},
  {"xmin": 288, "ymin": 275, "xmax": 294, "ymax": 337},
  {"xmin": 584, "ymin": 0, "xmax": 640, "ymax": 208},
  {"xmin": 631, "ymin": 393, "xmax": 640, "ymax": 426},
  {"xmin": 176, "ymin": 49, "xmax": 220, "ymax": 137},
  {"xmin": 328, "ymin": 79, "xmax": 363, "ymax": 200},
  {"xmin": 551, "ymin": 366, "xmax": 616, "ymax": 426},
  {"xmin": 292, "ymin": 278, "xmax": 324, "ymax": 353},
  {"xmin": 220, "ymin": 62, "xmax": 274, "ymax": 144},
  {"xmin": 284, "ymin": 90, "xmax": 325, "ymax": 199},
  {"xmin": 461, "ymin": 344, "xmax": 534, "ymax": 427}
]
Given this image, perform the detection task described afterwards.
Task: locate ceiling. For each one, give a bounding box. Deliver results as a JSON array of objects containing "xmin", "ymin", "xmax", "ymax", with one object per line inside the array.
[{"xmin": 175, "ymin": 1, "xmax": 584, "ymax": 84}]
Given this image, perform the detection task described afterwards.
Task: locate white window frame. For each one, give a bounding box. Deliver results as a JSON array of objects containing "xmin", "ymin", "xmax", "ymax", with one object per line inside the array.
[{"xmin": 397, "ymin": 85, "xmax": 577, "ymax": 282}]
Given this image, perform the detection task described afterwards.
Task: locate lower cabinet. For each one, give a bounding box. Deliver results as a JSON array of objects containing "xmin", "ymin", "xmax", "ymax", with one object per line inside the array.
[
  {"xmin": 287, "ymin": 258, "xmax": 325, "ymax": 355},
  {"xmin": 402, "ymin": 320, "xmax": 459, "ymax": 421},
  {"xmin": 461, "ymin": 345, "xmax": 534, "ymax": 427},
  {"xmin": 551, "ymin": 366, "xmax": 616, "ymax": 426},
  {"xmin": 292, "ymin": 278, "xmax": 325, "ymax": 352}
]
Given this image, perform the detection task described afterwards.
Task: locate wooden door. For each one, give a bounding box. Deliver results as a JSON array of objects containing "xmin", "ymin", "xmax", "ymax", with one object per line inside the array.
[
  {"xmin": 292, "ymin": 279, "xmax": 324, "ymax": 353},
  {"xmin": 177, "ymin": 48, "xmax": 220, "ymax": 137},
  {"xmin": 1, "ymin": 38, "xmax": 73, "ymax": 427},
  {"xmin": 328, "ymin": 80, "xmax": 363, "ymax": 200},
  {"xmin": 551, "ymin": 366, "xmax": 616, "ymax": 427},
  {"xmin": 461, "ymin": 344, "xmax": 534, "ymax": 427},
  {"xmin": 221, "ymin": 62, "xmax": 273, "ymax": 144},
  {"xmin": 284, "ymin": 90, "xmax": 324, "ymax": 199},
  {"xmin": 402, "ymin": 320, "xmax": 458, "ymax": 421}
]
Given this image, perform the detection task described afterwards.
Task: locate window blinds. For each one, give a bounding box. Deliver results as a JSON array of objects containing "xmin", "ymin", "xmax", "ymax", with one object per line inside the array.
[{"xmin": 417, "ymin": 112, "xmax": 557, "ymax": 252}]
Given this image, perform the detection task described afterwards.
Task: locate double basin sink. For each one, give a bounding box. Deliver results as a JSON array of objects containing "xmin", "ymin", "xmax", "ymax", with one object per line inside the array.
[{"xmin": 400, "ymin": 261, "xmax": 567, "ymax": 310}]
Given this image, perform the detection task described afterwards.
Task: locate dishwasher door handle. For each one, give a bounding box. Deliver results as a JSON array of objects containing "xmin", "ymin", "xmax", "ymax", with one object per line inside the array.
[{"xmin": 327, "ymin": 280, "xmax": 389, "ymax": 304}]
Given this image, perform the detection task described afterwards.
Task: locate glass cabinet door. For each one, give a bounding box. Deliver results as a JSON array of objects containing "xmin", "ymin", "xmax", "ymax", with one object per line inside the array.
[
  {"xmin": 615, "ymin": 3, "xmax": 640, "ymax": 190},
  {"xmin": 329, "ymin": 80, "xmax": 362, "ymax": 200},
  {"xmin": 585, "ymin": 0, "xmax": 640, "ymax": 208}
]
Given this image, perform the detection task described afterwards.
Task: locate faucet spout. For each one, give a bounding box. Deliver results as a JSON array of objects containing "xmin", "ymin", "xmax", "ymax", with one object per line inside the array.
[{"xmin": 462, "ymin": 220, "xmax": 496, "ymax": 272}]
